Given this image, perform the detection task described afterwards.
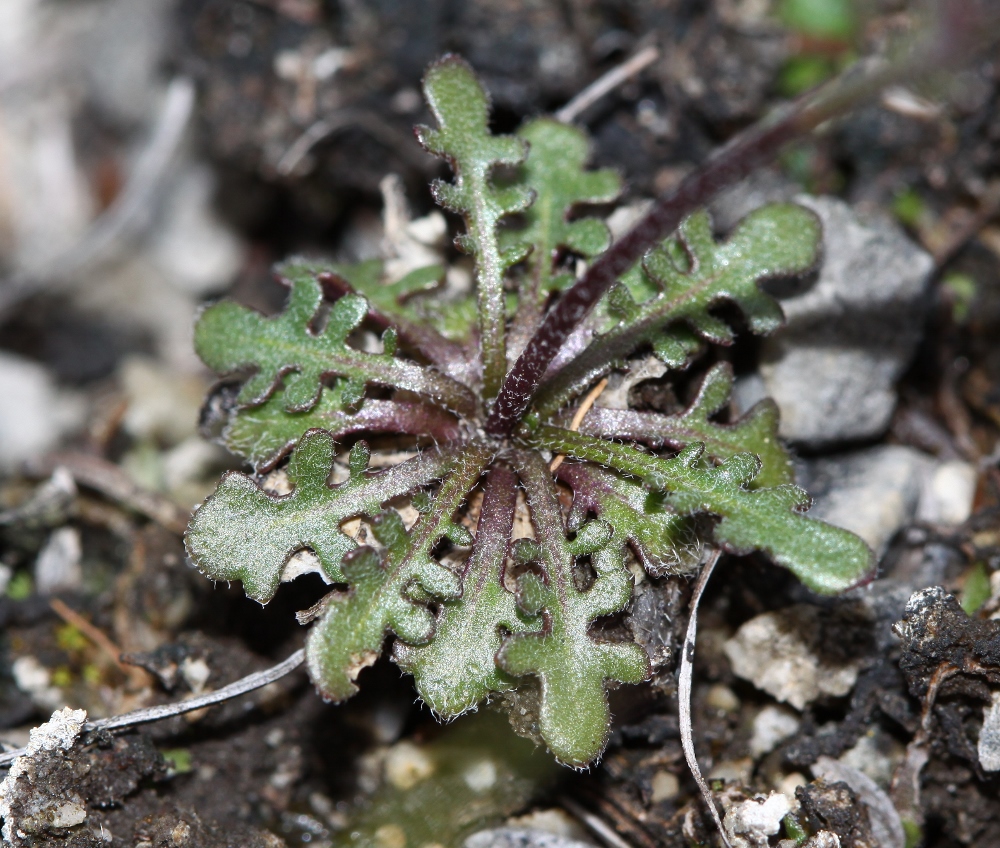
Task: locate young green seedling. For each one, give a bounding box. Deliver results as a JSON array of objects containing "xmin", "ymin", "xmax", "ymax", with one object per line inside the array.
[{"xmin": 187, "ymin": 55, "xmax": 874, "ymax": 768}]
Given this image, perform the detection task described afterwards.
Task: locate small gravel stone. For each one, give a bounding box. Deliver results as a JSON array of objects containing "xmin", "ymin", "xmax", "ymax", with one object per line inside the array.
[
  {"xmin": 650, "ymin": 770, "xmax": 680, "ymax": 803},
  {"xmin": 837, "ymin": 728, "xmax": 901, "ymax": 789},
  {"xmin": 506, "ymin": 808, "xmax": 588, "ymax": 840},
  {"xmin": 750, "ymin": 706, "xmax": 800, "ymax": 758},
  {"xmin": 384, "ymin": 741, "xmax": 434, "ymax": 790},
  {"xmin": 706, "ymin": 684, "xmax": 740, "ymax": 713},
  {"xmin": 716, "ymin": 184, "xmax": 935, "ymax": 448},
  {"xmin": 120, "ymin": 356, "xmax": 207, "ymax": 446},
  {"xmin": 915, "ymin": 460, "xmax": 977, "ymax": 525},
  {"xmin": 797, "ymin": 445, "xmax": 934, "ymax": 558},
  {"xmin": 464, "ymin": 829, "xmax": 595, "ymax": 848},
  {"xmin": 724, "ymin": 606, "xmax": 864, "ymax": 710},
  {"xmin": 978, "ymin": 690, "xmax": 1000, "ymax": 772},
  {"xmin": 723, "ymin": 791, "xmax": 791, "ymax": 848},
  {"xmin": 150, "ymin": 165, "xmax": 244, "ymax": 297},
  {"xmin": 802, "ymin": 834, "xmax": 841, "ymax": 848},
  {"xmin": 709, "ymin": 758, "xmax": 753, "ymax": 784},
  {"xmin": 11, "ymin": 656, "xmax": 63, "ymax": 713},
  {"xmin": 0, "ymin": 352, "xmax": 85, "ymax": 473},
  {"xmin": 34, "ymin": 526, "xmax": 82, "ymax": 595}
]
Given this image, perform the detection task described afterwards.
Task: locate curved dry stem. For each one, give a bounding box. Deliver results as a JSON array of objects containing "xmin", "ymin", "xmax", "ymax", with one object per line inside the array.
[
  {"xmin": 678, "ymin": 550, "xmax": 730, "ymax": 848},
  {"xmin": 0, "ymin": 649, "xmax": 306, "ymax": 769}
]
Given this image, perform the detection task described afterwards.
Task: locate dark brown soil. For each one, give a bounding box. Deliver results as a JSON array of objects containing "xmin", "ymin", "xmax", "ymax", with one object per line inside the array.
[{"xmin": 2, "ymin": 2, "xmax": 999, "ymax": 847}]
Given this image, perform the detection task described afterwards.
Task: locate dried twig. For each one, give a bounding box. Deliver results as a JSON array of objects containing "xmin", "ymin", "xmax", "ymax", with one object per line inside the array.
[
  {"xmin": 550, "ymin": 377, "xmax": 608, "ymax": 471},
  {"xmin": 931, "ymin": 182, "xmax": 1000, "ymax": 267},
  {"xmin": 938, "ymin": 357, "xmax": 980, "ymax": 462},
  {"xmin": 277, "ymin": 108, "xmax": 430, "ymax": 176},
  {"xmin": 49, "ymin": 599, "xmax": 131, "ymax": 675},
  {"xmin": 560, "ymin": 794, "xmax": 637, "ymax": 848},
  {"xmin": 48, "ymin": 598, "xmax": 152, "ymax": 690},
  {"xmin": 0, "ymin": 77, "xmax": 195, "ymax": 320},
  {"xmin": 0, "ymin": 648, "xmax": 306, "ymax": 768},
  {"xmin": 888, "ymin": 661, "xmax": 956, "ymax": 830},
  {"xmin": 678, "ymin": 549, "xmax": 731, "ymax": 848},
  {"xmin": 555, "ymin": 45, "xmax": 660, "ymax": 124},
  {"xmin": 25, "ymin": 452, "xmax": 189, "ymax": 535}
]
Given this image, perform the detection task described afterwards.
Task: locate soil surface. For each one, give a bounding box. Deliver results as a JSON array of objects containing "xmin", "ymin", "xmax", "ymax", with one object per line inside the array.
[{"xmin": 1, "ymin": 2, "xmax": 1000, "ymax": 847}]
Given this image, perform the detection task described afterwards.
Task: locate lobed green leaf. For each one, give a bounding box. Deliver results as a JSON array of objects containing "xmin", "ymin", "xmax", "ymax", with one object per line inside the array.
[
  {"xmin": 221, "ymin": 382, "xmax": 462, "ymax": 473},
  {"xmin": 496, "ymin": 451, "xmax": 649, "ymax": 767},
  {"xmin": 185, "ymin": 430, "xmax": 454, "ymax": 603},
  {"xmin": 557, "ymin": 462, "xmax": 702, "ymax": 576},
  {"xmin": 526, "ymin": 424, "xmax": 873, "ymax": 595},
  {"xmin": 306, "ymin": 441, "xmax": 491, "ymax": 702},
  {"xmin": 317, "ymin": 259, "xmax": 444, "ymax": 321},
  {"xmin": 195, "ymin": 275, "xmax": 476, "ymax": 417},
  {"xmin": 396, "ymin": 463, "xmax": 540, "ymax": 716},
  {"xmin": 570, "ymin": 362, "xmax": 794, "ymax": 488},
  {"xmin": 276, "ymin": 258, "xmax": 478, "ymax": 385},
  {"xmin": 535, "ymin": 204, "xmax": 822, "ymax": 415},
  {"xmin": 419, "ymin": 55, "xmax": 533, "ymax": 397},
  {"xmin": 503, "ymin": 119, "xmax": 620, "ymax": 322}
]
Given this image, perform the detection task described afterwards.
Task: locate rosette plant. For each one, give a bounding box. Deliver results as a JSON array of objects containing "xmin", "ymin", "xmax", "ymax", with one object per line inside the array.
[{"xmin": 185, "ymin": 56, "xmax": 872, "ymax": 768}]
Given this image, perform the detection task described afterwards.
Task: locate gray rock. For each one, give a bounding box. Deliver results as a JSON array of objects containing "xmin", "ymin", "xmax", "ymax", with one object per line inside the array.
[
  {"xmin": 464, "ymin": 829, "xmax": 595, "ymax": 848},
  {"xmin": 0, "ymin": 352, "xmax": 85, "ymax": 473},
  {"xmin": 763, "ymin": 347, "xmax": 902, "ymax": 447},
  {"xmin": 715, "ymin": 181, "xmax": 935, "ymax": 448},
  {"xmin": 762, "ymin": 196, "xmax": 934, "ymax": 446},
  {"xmin": 34, "ymin": 526, "xmax": 83, "ymax": 595},
  {"xmin": 711, "ymin": 169, "xmax": 801, "ymax": 232},
  {"xmin": 730, "ymin": 372, "xmax": 769, "ymax": 418},
  {"xmin": 979, "ymin": 692, "xmax": 1000, "ymax": 772},
  {"xmin": 798, "ymin": 445, "xmax": 934, "ymax": 558},
  {"xmin": 724, "ymin": 605, "xmax": 864, "ymax": 710}
]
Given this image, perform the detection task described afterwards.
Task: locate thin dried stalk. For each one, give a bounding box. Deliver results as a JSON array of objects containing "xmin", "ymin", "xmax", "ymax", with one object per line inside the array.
[
  {"xmin": 0, "ymin": 649, "xmax": 306, "ymax": 768},
  {"xmin": 678, "ymin": 549, "xmax": 731, "ymax": 848}
]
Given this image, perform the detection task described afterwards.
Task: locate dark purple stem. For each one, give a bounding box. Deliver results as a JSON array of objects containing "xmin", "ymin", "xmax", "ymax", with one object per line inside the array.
[
  {"xmin": 485, "ymin": 4, "xmax": 999, "ymax": 438},
  {"xmin": 484, "ymin": 127, "xmax": 814, "ymax": 435},
  {"xmin": 463, "ymin": 462, "xmax": 517, "ymax": 582},
  {"xmin": 252, "ymin": 399, "xmax": 463, "ymax": 473}
]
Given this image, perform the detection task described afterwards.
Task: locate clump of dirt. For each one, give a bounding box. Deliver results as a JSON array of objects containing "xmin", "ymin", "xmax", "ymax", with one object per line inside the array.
[{"xmin": 795, "ymin": 780, "xmax": 876, "ymax": 848}]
